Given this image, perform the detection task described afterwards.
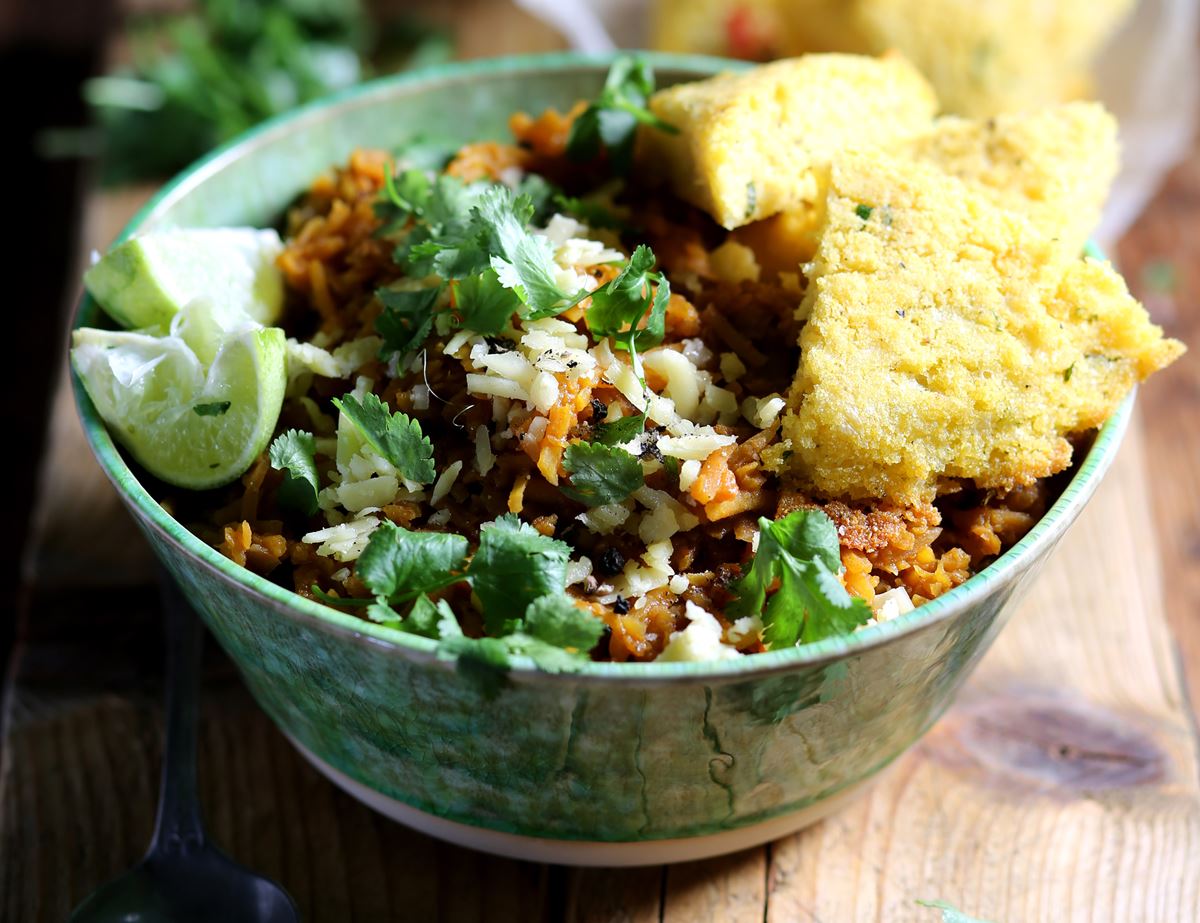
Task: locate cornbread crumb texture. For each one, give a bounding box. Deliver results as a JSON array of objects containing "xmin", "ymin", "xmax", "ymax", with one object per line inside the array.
[
  {"xmin": 906, "ymin": 102, "xmax": 1119, "ymax": 259},
  {"xmin": 639, "ymin": 53, "xmax": 937, "ymax": 229},
  {"xmin": 727, "ymin": 100, "xmax": 1118, "ymax": 277},
  {"xmin": 775, "ymin": 152, "xmax": 1183, "ymax": 504}
]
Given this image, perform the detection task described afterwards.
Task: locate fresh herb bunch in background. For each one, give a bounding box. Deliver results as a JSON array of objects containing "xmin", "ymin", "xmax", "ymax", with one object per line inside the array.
[{"xmin": 85, "ymin": 0, "xmax": 450, "ymax": 184}]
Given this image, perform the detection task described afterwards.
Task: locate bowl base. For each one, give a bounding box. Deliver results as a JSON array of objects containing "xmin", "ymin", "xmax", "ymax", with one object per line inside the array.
[{"xmin": 284, "ymin": 731, "xmax": 880, "ymax": 866}]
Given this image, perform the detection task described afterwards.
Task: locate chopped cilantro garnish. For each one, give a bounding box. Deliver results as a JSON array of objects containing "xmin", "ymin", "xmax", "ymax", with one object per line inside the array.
[
  {"xmin": 357, "ymin": 522, "xmax": 468, "ymax": 604},
  {"xmin": 453, "ymin": 268, "xmax": 522, "ymax": 335},
  {"xmin": 523, "ymin": 594, "xmax": 607, "ymax": 652},
  {"xmin": 268, "ymin": 429, "xmax": 319, "ymax": 516},
  {"xmin": 375, "ymin": 285, "xmax": 441, "ymax": 357},
  {"xmin": 332, "ymin": 392, "xmax": 436, "ymax": 485},
  {"xmin": 593, "ymin": 412, "xmax": 647, "ymax": 446},
  {"xmin": 193, "ymin": 401, "xmax": 231, "ymax": 417},
  {"xmin": 474, "ymin": 185, "xmax": 586, "ymax": 317},
  {"xmin": 585, "ymin": 244, "xmax": 670, "ymax": 352},
  {"xmin": 349, "ymin": 513, "xmax": 604, "ymax": 693},
  {"xmin": 560, "ymin": 441, "xmax": 644, "ymax": 507},
  {"xmin": 1063, "ymin": 362, "xmax": 1075, "ymax": 382},
  {"xmin": 380, "ymin": 165, "xmax": 433, "ymax": 225},
  {"xmin": 855, "ymin": 203, "xmax": 874, "ymax": 221},
  {"xmin": 728, "ymin": 510, "xmax": 871, "ymax": 647},
  {"xmin": 553, "ymin": 192, "xmax": 626, "ymax": 230},
  {"xmin": 566, "ymin": 56, "xmax": 678, "ymax": 175},
  {"xmin": 466, "ymin": 513, "xmax": 570, "ymax": 635}
]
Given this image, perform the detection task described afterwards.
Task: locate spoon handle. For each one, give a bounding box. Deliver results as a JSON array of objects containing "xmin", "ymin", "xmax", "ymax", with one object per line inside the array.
[{"xmin": 148, "ymin": 574, "xmax": 207, "ymax": 856}]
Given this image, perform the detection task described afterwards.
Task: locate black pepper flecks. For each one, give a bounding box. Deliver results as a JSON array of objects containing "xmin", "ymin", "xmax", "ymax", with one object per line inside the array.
[
  {"xmin": 590, "ymin": 398, "xmax": 608, "ymax": 421},
  {"xmin": 613, "ymin": 595, "xmax": 630, "ymax": 615},
  {"xmin": 596, "ymin": 546, "xmax": 626, "ymax": 576}
]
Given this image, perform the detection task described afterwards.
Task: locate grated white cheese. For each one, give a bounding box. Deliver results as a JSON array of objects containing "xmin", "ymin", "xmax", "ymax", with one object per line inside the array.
[
  {"xmin": 727, "ymin": 615, "xmax": 764, "ymax": 646},
  {"xmin": 474, "ymin": 425, "xmax": 495, "ymax": 476},
  {"xmin": 336, "ymin": 476, "xmax": 399, "ymax": 513},
  {"xmin": 678, "ymin": 459, "xmax": 702, "ymax": 492},
  {"xmin": 430, "ymin": 460, "xmax": 463, "ymax": 506},
  {"xmin": 869, "ymin": 587, "xmax": 915, "ymax": 624},
  {"xmin": 680, "ymin": 338, "xmax": 713, "ymax": 368},
  {"xmin": 566, "ymin": 556, "xmax": 594, "ymax": 586},
  {"xmin": 658, "ymin": 602, "xmax": 741, "ymax": 662},
  {"xmin": 301, "ymin": 516, "xmax": 381, "ymax": 562},
  {"xmin": 742, "ymin": 393, "xmax": 786, "ymax": 430},
  {"xmin": 286, "ymin": 335, "xmax": 383, "ymax": 383},
  {"xmin": 705, "ymin": 381, "xmax": 741, "ymax": 424},
  {"xmin": 466, "ymin": 373, "xmax": 529, "ymax": 401},
  {"xmin": 642, "ymin": 348, "xmax": 701, "ymax": 419},
  {"xmin": 633, "ymin": 487, "xmax": 700, "ymax": 543},
  {"xmin": 668, "ymin": 574, "xmax": 690, "ymax": 595},
  {"xmin": 427, "ymin": 509, "xmax": 452, "ymax": 527},
  {"xmin": 576, "ymin": 502, "xmax": 631, "ymax": 535},
  {"xmin": 719, "ymin": 352, "xmax": 747, "ymax": 383},
  {"xmin": 658, "ymin": 430, "xmax": 738, "ymax": 462},
  {"xmin": 411, "ymin": 384, "xmax": 431, "ymax": 411},
  {"xmin": 606, "ymin": 540, "xmax": 675, "ymax": 601},
  {"xmin": 529, "ymin": 371, "xmax": 560, "ymax": 413}
]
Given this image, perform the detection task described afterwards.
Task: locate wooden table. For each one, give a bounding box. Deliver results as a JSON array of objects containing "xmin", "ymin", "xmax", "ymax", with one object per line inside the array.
[{"xmin": 4, "ymin": 14, "xmax": 1199, "ymax": 922}]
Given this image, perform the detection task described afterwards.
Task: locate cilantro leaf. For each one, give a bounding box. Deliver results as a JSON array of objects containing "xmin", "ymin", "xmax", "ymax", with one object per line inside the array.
[
  {"xmin": 437, "ymin": 634, "xmax": 514, "ymax": 698},
  {"xmin": 593, "ymin": 412, "xmax": 647, "ymax": 445},
  {"xmin": 585, "ymin": 244, "xmax": 669, "ymax": 352},
  {"xmin": 356, "ymin": 521, "xmax": 468, "ymax": 603},
  {"xmin": 453, "ymin": 269, "xmax": 521, "ymax": 335},
  {"xmin": 268, "ymin": 429, "xmax": 320, "ymax": 516},
  {"xmin": 553, "ymin": 192, "xmax": 626, "ymax": 230},
  {"xmin": 727, "ymin": 510, "xmax": 871, "ymax": 648},
  {"xmin": 375, "ymin": 286, "xmax": 441, "ymax": 357},
  {"xmin": 514, "ymin": 173, "xmax": 559, "ymax": 224},
  {"xmin": 368, "ymin": 592, "xmax": 463, "ymax": 639},
  {"xmin": 392, "ymin": 174, "xmax": 490, "ymax": 278},
  {"xmin": 560, "ymin": 442, "xmax": 644, "ymax": 507},
  {"xmin": 380, "ymin": 165, "xmax": 432, "ymax": 222},
  {"xmin": 332, "ymin": 393, "xmax": 436, "ymax": 484},
  {"xmin": 524, "ymin": 595, "xmax": 606, "ymax": 652},
  {"xmin": 466, "ymin": 514, "xmax": 570, "ymax": 634},
  {"xmin": 474, "ymin": 185, "xmax": 585, "ymax": 318},
  {"xmin": 566, "ymin": 56, "xmax": 678, "ymax": 175}
]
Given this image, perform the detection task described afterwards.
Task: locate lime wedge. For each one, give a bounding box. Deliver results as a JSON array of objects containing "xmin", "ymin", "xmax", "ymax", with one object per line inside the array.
[
  {"xmin": 83, "ymin": 228, "xmax": 285, "ymax": 331},
  {"xmin": 72, "ymin": 300, "xmax": 287, "ymax": 489}
]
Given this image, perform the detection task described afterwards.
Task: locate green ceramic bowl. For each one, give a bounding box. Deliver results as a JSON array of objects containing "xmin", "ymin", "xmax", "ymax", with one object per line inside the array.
[{"xmin": 71, "ymin": 52, "xmax": 1132, "ymax": 865}]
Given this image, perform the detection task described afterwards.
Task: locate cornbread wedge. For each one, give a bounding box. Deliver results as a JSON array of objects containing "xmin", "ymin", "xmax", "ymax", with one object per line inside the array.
[
  {"xmin": 905, "ymin": 102, "xmax": 1119, "ymax": 259},
  {"xmin": 772, "ymin": 151, "xmax": 1183, "ymax": 504},
  {"xmin": 638, "ymin": 53, "xmax": 937, "ymax": 229},
  {"xmin": 730, "ymin": 102, "xmax": 1118, "ymax": 275}
]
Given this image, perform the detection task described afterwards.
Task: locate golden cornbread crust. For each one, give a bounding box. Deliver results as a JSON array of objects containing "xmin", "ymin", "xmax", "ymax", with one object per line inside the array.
[
  {"xmin": 774, "ymin": 152, "xmax": 1184, "ymax": 504},
  {"xmin": 639, "ymin": 53, "xmax": 937, "ymax": 229}
]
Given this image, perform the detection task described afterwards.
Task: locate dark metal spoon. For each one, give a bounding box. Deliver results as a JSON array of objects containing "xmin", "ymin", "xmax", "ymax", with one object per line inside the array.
[{"xmin": 70, "ymin": 576, "xmax": 299, "ymax": 923}]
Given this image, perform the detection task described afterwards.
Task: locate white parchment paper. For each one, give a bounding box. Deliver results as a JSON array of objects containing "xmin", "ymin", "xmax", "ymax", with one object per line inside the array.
[{"xmin": 516, "ymin": 0, "xmax": 1199, "ymax": 247}]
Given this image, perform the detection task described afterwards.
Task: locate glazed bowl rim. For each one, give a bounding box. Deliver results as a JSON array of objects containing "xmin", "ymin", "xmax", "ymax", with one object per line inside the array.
[{"xmin": 70, "ymin": 49, "xmax": 1134, "ymax": 684}]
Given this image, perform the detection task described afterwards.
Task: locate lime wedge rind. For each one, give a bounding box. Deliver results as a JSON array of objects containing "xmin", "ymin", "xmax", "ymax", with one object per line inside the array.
[
  {"xmin": 71, "ymin": 300, "xmax": 287, "ymax": 490},
  {"xmin": 83, "ymin": 227, "xmax": 286, "ymax": 331}
]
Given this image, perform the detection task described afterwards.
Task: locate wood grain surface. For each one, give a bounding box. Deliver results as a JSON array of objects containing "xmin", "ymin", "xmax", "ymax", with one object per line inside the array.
[{"xmin": 4, "ymin": 8, "xmax": 1199, "ymax": 922}]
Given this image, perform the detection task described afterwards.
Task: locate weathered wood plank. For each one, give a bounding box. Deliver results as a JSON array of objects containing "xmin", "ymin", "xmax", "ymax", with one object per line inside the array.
[
  {"xmin": 1117, "ymin": 150, "xmax": 1200, "ymax": 721},
  {"xmin": 767, "ymin": 422, "xmax": 1200, "ymax": 923},
  {"xmin": 662, "ymin": 847, "xmax": 767, "ymax": 922},
  {"xmin": 564, "ymin": 865, "xmax": 664, "ymax": 923}
]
